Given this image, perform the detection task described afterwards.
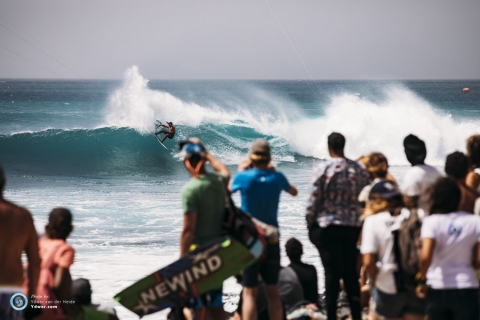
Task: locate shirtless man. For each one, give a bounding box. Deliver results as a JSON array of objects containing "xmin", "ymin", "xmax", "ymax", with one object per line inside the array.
[
  {"xmin": 155, "ymin": 121, "xmax": 176, "ymax": 143},
  {"xmin": 0, "ymin": 166, "xmax": 40, "ymax": 319}
]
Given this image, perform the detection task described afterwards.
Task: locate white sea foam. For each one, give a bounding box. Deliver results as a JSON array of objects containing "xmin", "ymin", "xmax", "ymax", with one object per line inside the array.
[{"xmin": 105, "ymin": 66, "xmax": 480, "ymax": 166}]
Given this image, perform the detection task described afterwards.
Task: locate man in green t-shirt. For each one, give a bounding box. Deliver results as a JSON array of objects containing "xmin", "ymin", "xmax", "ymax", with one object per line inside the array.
[{"xmin": 179, "ymin": 138, "xmax": 230, "ymax": 320}]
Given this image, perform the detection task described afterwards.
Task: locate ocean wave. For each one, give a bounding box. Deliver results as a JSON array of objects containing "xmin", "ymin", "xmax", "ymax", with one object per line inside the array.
[{"xmin": 101, "ymin": 66, "xmax": 480, "ymax": 166}]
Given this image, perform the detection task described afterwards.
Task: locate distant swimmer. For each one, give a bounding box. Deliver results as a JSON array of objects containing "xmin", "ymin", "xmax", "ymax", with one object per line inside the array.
[{"xmin": 155, "ymin": 121, "xmax": 176, "ymax": 143}]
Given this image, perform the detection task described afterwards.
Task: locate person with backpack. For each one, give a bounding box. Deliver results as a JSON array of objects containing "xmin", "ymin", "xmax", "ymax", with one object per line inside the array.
[
  {"xmin": 306, "ymin": 133, "xmax": 371, "ymax": 320},
  {"xmin": 361, "ymin": 180, "xmax": 426, "ymax": 320},
  {"xmin": 417, "ymin": 177, "xmax": 480, "ymax": 320},
  {"xmin": 179, "ymin": 138, "xmax": 230, "ymax": 320},
  {"xmin": 230, "ymin": 138, "xmax": 298, "ymax": 320}
]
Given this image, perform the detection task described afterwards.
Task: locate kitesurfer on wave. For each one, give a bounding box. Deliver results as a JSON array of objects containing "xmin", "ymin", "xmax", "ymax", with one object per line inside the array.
[{"xmin": 156, "ymin": 121, "xmax": 176, "ymax": 143}]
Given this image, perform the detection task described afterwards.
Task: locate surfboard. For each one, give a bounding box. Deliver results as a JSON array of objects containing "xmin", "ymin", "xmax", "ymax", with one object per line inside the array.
[
  {"xmin": 114, "ymin": 236, "xmax": 255, "ymax": 317},
  {"xmin": 154, "ymin": 133, "xmax": 169, "ymax": 149}
]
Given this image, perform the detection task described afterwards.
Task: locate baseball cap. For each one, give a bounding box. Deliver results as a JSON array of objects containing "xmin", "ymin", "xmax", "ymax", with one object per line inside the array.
[
  {"xmin": 369, "ymin": 180, "xmax": 401, "ymax": 200},
  {"xmin": 179, "ymin": 141, "xmax": 206, "ymax": 159},
  {"xmin": 250, "ymin": 139, "xmax": 270, "ymax": 155}
]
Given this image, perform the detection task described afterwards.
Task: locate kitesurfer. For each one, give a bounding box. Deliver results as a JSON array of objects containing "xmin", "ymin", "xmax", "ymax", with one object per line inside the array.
[{"xmin": 155, "ymin": 121, "xmax": 176, "ymax": 143}]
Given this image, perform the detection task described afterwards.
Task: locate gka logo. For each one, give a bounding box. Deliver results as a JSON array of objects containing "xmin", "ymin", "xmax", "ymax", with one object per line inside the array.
[
  {"xmin": 448, "ymin": 224, "xmax": 462, "ymax": 237},
  {"xmin": 10, "ymin": 293, "xmax": 28, "ymax": 311}
]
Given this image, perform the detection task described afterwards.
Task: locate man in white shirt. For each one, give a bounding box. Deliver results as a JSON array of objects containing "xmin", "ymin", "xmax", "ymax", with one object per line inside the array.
[
  {"xmin": 401, "ymin": 134, "xmax": 442, "ymax": 213},
  {"xmin": 361, "ymin": 180, "xmax": 426, "ymax": 320}
]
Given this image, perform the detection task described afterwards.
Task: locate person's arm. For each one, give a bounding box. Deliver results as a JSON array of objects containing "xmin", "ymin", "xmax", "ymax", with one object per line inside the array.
[
  {"xmin": 286, "ymin": 182, "xmax": 298, "ymax": 196},
  {"xmin": 53, "ymin": 246, "xmax": 77, "ymax": 315},
  {"xmin": 417, "ymin": 238, "xmax": 435, "ymax": 298},
  {"xmin": 24, "ymin": 212, "xmax": 40, "ymax": 298},
  {"xmin": 306, "ymin": 166, "xmax": 324, "ymax": 228},
  {"xmin": 180, "ymin": 212, "xmax": 197, "ymax": 256},
  {"xmin": 474, "ymin": 242, "xmax": 480, "ymax": 269},
  {"xmin": 466, "ymin": 172, "xmax": 480, "ymax": 191},
  {"xmin": 362, "ymin": 253, "xmax": 378, "ymax": 283},
  {"xmin": 206, "ymin": 153, "xmax": 230, "ymax": 181},
  {"xmin": 238, "ymin": 158, "xmax": 253, "ymax": 172}
]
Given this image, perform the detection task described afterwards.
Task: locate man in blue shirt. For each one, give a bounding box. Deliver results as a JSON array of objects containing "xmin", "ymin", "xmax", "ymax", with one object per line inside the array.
[{"xmin": 230, "ymin": 139, "xmax": 298, "ymax": 320}]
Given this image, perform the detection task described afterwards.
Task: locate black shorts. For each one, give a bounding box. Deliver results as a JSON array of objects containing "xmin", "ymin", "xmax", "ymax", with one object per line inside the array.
[{"xmin": 242, "ymin": 244, "xmax": 281, "ymax": 287}]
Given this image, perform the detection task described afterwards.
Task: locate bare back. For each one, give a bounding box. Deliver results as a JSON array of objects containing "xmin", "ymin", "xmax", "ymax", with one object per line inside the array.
[{"xmin": 0, "ymin": 199, "xmax": 40, "ymax": 288}]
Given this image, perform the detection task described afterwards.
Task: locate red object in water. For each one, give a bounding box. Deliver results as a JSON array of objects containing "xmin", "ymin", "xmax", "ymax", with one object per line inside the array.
[{"xmin": 463, "ymin": 88, "xmax": 470, "ymax": 93}]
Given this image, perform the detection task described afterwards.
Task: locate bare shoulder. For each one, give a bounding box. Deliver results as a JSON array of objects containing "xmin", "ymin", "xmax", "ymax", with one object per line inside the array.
[{"xmin": 0, "ymin": 199, "xmax": 33, "ymax": 221}]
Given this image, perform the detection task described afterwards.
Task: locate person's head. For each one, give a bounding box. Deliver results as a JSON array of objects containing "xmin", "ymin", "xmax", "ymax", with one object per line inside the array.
[
  {"xmin": 249, "ymin": 139, "xmax": 271, "ymax": 167},
  {"xmin": 466, "ymin": 134, "xmax": 480, "ymax": 169},
  {"xmin": 368, "ymin": 180, "xmax": 403, "ymax": 215},
  {"xmin": 179, "ymin": 138, "xmax": 207, "ymax": 178},
  {"xmin": 285, "ymin": 237, "xmax": 303, "ymax": 263},
  {"xmin": 45, "ymin": 208, "xmax": 73, "ymax": 240},
  {"xmin": 403, "ymin": 134, "xmax": 426, "ymax": 166},
  {"xmin": 327, "ymin": 132, "xmax": 345, "ymax": 157},
  {"xmin": 445, "ymin": 151, "xmax": 468, "ymax": 181},
  {"xmin": 72, "ymin": 278, "xmax": 92, "ymax": 305},
  {"xmin": 167, "ymin": 121, "xmax": 173, "ymax": 127},
  {"xmin": 429, "ymin": 177, "xmax": 461, "ymax": 214},
  {"xmin": 0, "ymin": 165, "xmax": 5, "ymax": 195},
  {"xmin": 366, "ymin": 152, "xmax": 389, "ymax": 179}
]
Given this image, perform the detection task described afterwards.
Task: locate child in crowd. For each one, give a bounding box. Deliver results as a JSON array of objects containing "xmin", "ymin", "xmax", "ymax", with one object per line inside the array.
[
  {"xmin": 417, "ymin": 177, "xmax": 480, "ymax": 320},
  {"xmin": 35, "ymin": 208, "xmax": 76, "ymax": 320}
]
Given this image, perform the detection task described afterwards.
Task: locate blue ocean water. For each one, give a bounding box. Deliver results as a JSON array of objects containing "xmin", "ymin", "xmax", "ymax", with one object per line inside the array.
[{"xmin": 1, "ymin": 67, "xmax": 479, "ymax": 319}]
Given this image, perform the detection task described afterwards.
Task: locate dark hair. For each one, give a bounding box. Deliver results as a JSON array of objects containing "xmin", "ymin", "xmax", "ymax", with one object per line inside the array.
[
  {"xmin": 467, "ymin": 134, "xmax": 480, "ymax": 169},
  {"xmin": 429, "ymin": 177, "xmax": 461, "ymax": 214},
  {"xmin": 45, "ymin": 207, "xmax": 73, "ymax": 240},
  {"xmin": 0, "ymin": 165, "xmax": 5, "ymax": 192},
  {"xmin": 445, "ymin": 151, "xmax": 468, "ymax": 180},
  {"xmin": 404, "ymin": 134, "xmax": 426, "ymax": 165},
  {"xmin": 366, "ymin": 152, "xmax": 389, "ymax": 178},
  {"xmin": 285, "ymin": 237, "xmax": 303, "ymax": 262},
  {"xmin": 188, "ymin": 154, "xmax": 203, "ymax": 168},
  {"xmin": 328, "ymin": 132, "xmax": 345, "ymax": 151},
  {"xmin": 72, "ymin": 278, "xmax": 92, "ymax": 305}
]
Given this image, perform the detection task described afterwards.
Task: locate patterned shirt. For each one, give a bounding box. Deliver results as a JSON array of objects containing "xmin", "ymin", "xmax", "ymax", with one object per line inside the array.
[{"xmin": 306, "ymin": 157, "xmax": 371, "ymax": 228}]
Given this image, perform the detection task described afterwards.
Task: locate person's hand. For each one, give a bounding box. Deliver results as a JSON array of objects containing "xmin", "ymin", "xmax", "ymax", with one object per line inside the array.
[
  {"xmin": 415, "ymin": 284, "xmax": 427, "ymax": 298},
  {"xmin": 238, "ymin": 158, "xmax": 253, "ymax": 171}
]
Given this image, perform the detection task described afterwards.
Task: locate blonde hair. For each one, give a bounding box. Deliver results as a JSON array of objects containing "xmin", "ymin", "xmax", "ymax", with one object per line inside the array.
[{"xmin": 361, "ymin": 195, "xmax": 403, "ymax": 220}]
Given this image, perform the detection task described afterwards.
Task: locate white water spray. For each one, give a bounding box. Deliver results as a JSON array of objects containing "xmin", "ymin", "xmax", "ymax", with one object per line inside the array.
[{"xmin": 104, "ymin": 66, "xmax": 480, "ymax": 166}]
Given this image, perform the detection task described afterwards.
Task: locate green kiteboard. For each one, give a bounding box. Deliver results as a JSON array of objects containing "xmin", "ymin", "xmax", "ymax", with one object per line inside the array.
[{"xmin": 114, "ymin": 236, "xmax": 255, "ymax": 317}]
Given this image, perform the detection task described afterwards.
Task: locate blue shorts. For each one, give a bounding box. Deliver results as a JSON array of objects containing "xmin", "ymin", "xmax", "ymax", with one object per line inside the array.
[
  {"xmin": 373, "ymin": 287, "xmax": 426, "ymax": 318},
  {"xmin": 0, "ymin": 291, "xmax": 25, "ymax": 320},
  {"xmin": 189, "ymin": 287, "xmax": 223, "ymax": 310}
]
